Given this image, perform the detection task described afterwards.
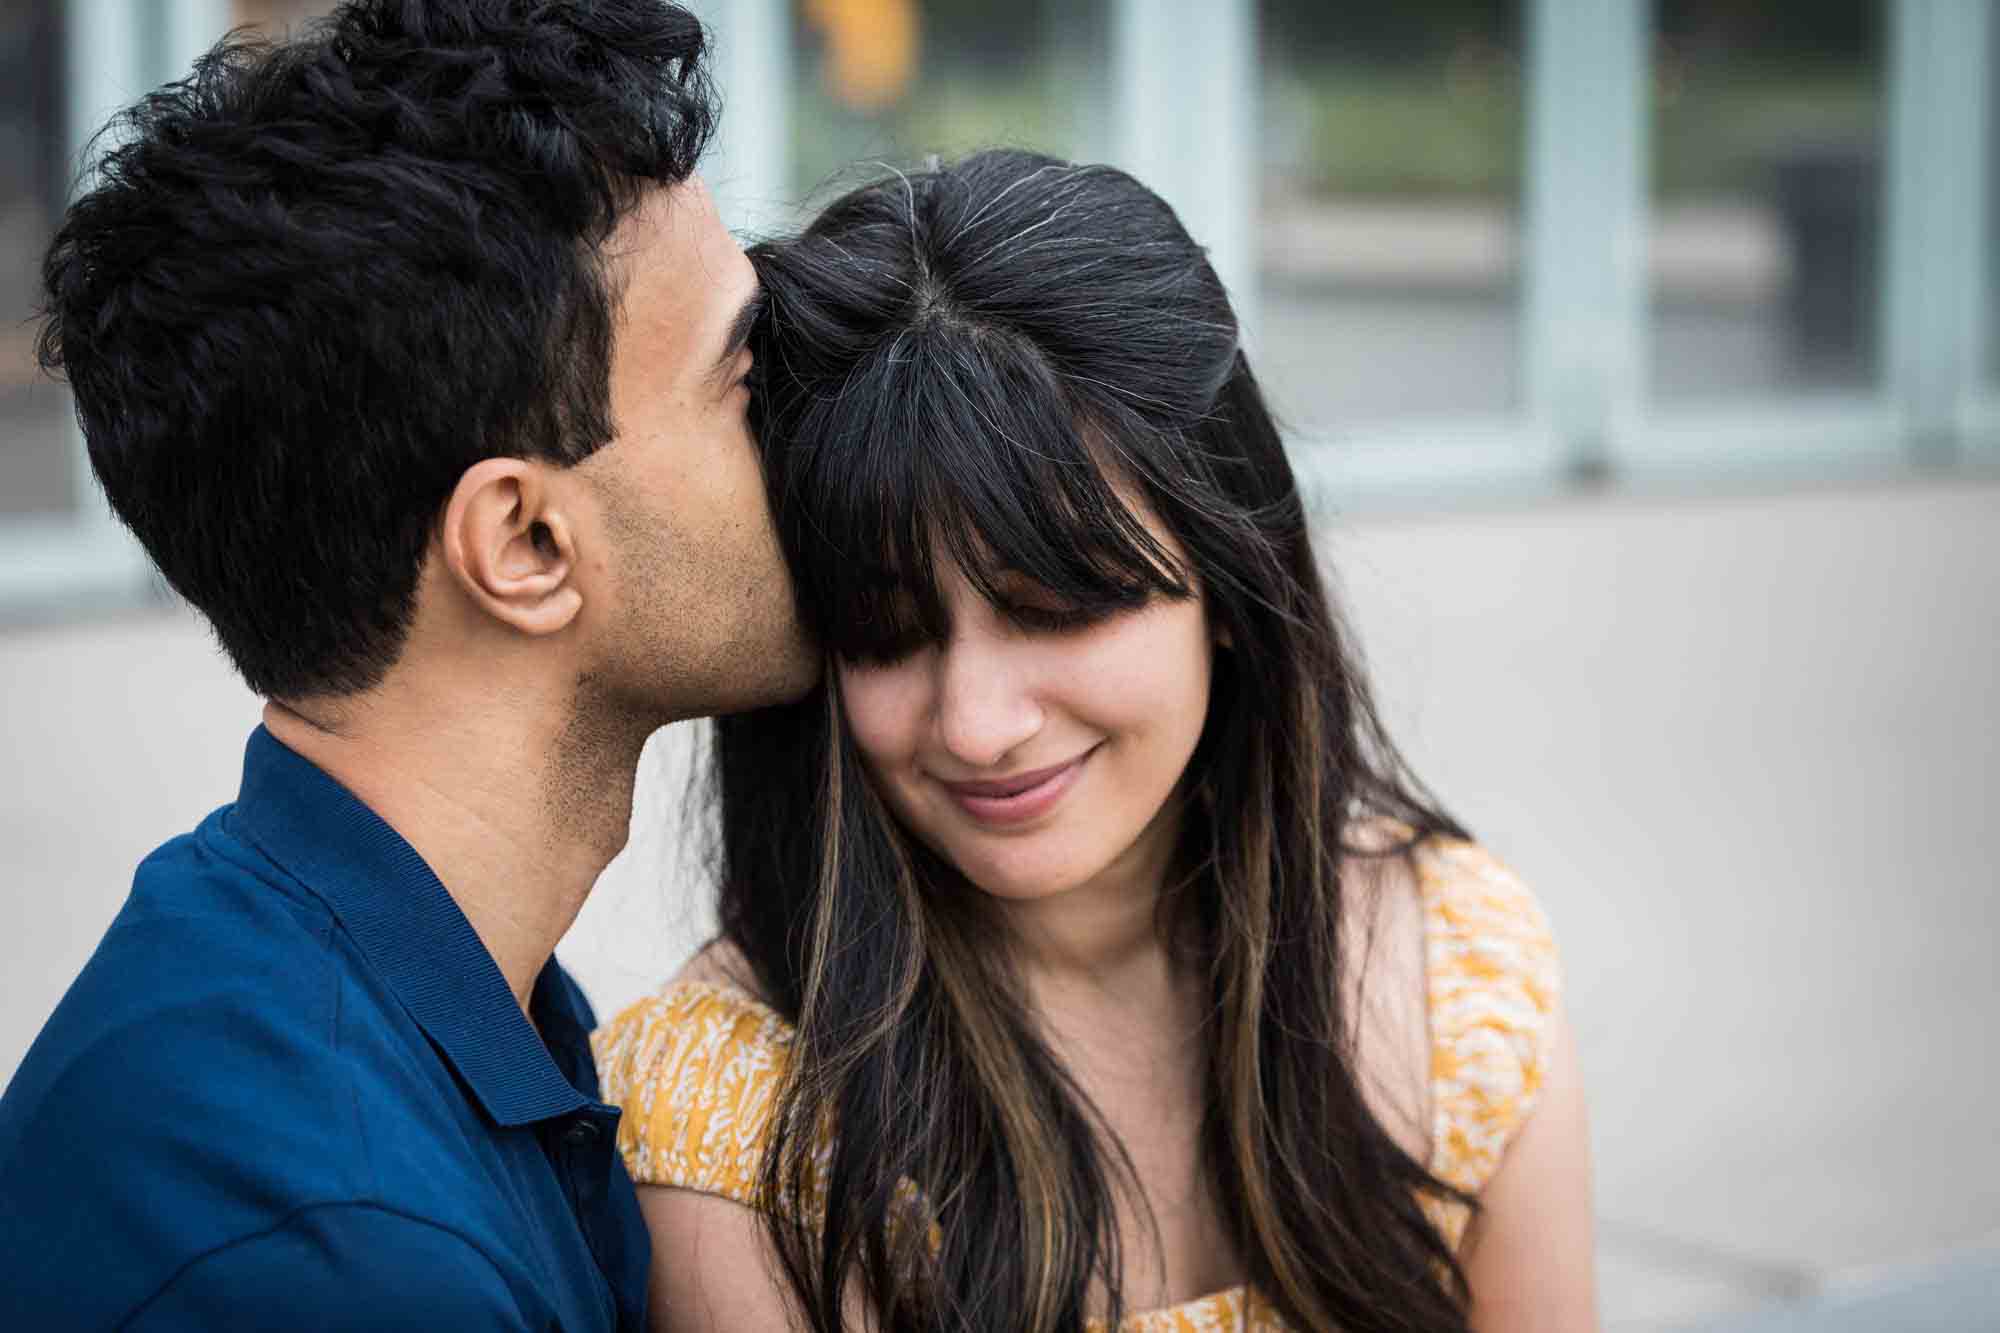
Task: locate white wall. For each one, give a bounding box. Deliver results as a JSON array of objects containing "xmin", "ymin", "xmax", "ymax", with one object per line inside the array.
[
  {"xmin": 4, "ymin": 476, "xmax": 1997, "ymax": 1329},
  {"xmin": 1320, "ymin": 477, "xmax": 2000, "ymax": 1324}
]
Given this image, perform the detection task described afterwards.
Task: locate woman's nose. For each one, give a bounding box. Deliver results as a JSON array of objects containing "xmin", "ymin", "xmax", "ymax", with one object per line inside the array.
[{"xmin": 932, "ymin": 637, "xmax": 1044, "ymax": 771}]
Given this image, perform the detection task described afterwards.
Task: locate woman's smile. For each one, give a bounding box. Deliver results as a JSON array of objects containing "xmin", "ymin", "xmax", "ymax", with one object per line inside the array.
[{"xmin": 933, "ymin": 743, "xmax": 1101, "ymax": 828}]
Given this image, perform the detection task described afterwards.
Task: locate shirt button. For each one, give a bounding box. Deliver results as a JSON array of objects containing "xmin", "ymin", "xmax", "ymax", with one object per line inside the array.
[{"xmin": 564, "ymin": 1119, "xmax": 601, "ymax": 1146}]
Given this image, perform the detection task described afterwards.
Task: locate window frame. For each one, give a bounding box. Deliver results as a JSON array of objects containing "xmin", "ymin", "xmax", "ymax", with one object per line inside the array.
[
  {"xmin": 693, "ymin": 0, "xmax": 794, "ymax": 238},
  {"xmin": 1914, "ymin": 0, "xmax": 2000, "ymax": 464},
  {"xmin": 9, "ymin": 0, "xmax": 1996, "ymax": 618},
  {"xmin": 1243, "ymin": 0, "xmax": 2000, "ymax": 503},
  {"xmin": 1614, "ymin": 0, "xmax": 1996, "ymax": 485},
  {"xmin": 1240, "ymin": 0, "xmax": 1600, "ymax": 507}
]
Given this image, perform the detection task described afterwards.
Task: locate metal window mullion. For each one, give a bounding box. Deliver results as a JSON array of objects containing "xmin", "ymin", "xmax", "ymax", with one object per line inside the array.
[
  {"xmin": 72, "ymin": 0, "xmax": 228, "ymax": 537},
  {"xmin": 1522, "ymin": 0, "xmax": 1649, "ymax": 473},
  {"xmin": 0, "ymin": 0, "xmax": 165, "ymax": 616},
  {"xmin": 694, "ymin": 0, "xmax": 792, "ymax": 238},
  {"xmin": 1109, "ymin": 0, "xmax": 1256, "ymax": 344},
  {"xmin": 1974, "ymin": 0, "xmax": 2000, "ymax": 465},
  {"xmin": 64, "ymin": 0, "xmax": 144, "ymax": 150},
  {"xmin": 1883, "ymin": 0, "xmax": 1991, "ymax": 458},
  {"xmin": 61, "ymin": 0, "xmax": 146, "ymax": 536},
  {"xmin": 161, "ymin": 0, "xmax": 229, "ymax": 84},
  {"xmin": 1973, "ymin": 0, "xmax": 2000, "ymax": 461}
]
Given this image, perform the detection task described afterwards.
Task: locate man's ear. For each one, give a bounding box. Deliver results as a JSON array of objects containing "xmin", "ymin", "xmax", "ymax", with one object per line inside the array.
[{"xmin": 438, "ymin": 458, "xmax": 584, "ymax": 637}]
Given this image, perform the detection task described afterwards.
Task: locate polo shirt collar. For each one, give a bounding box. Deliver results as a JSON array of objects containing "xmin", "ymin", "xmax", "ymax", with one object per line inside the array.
[{"xmin": 227, "ymin": 725, "xmax": 592, "ymax": 1128}]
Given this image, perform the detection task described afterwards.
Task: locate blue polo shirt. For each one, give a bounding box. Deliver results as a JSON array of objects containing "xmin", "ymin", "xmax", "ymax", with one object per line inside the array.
[{"xmin": 0, "ymin": 727, "xmax": 650, "ymax": 1330}]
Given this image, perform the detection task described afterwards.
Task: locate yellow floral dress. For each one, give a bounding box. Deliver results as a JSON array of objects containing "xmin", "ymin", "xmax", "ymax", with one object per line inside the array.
[{"xmin": 593, "ymin": 837, "xmax": 1561, "ymax": 1332}]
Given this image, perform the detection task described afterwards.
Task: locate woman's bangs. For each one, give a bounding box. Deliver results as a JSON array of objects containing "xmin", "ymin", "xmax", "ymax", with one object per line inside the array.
[{"xmin": 796, "ymin": 327, "xmax": 1188, "ymax": 663}]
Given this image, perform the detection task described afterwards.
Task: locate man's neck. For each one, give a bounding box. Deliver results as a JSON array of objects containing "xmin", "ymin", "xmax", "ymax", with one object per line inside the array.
[{"xmin": 262, "ymin": 682, "xmax": 652, "ymax": 1012}]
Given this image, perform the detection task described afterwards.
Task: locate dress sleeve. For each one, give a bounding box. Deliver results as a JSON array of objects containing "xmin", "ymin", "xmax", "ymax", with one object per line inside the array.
[
  {"xmin": 1418, "ymin": 838, "xmax": 1563, "ymax": 1206},
  {"xmin": 592, "ymin": 981, "xmax": 800, "ymax": 1213}
]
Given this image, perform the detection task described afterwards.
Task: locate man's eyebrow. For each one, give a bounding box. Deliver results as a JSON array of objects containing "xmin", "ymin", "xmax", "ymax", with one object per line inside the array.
[{"xmin": 710, "ymin": 285, "xmax": 766, "ymax": 384}]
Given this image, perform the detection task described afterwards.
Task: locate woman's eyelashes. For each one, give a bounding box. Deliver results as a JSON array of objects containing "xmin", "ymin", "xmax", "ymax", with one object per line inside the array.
[
  {"xmin": 847, "ymin": 628, "xmax": 929, "ymax": 667},
  {"xmin": 995, "ymin": 573, "xmax": 1156, "ymax": 633},
  {"xmin": 839, "ymin": 575, "xmax": 1157, "ymax": 667},
  {"xmin": 997, "ymin": 598, "xmax": 1106, "ymax": 634},
  {"xmin": 840, "ymin": 595, "xmax": 1121, "ymax": 667}
]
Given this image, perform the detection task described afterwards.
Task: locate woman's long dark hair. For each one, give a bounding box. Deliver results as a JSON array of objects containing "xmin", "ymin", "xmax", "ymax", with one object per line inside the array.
[{"xmin": 711, "ymin": 150, "xmax": 1475, "ymax": 1332}]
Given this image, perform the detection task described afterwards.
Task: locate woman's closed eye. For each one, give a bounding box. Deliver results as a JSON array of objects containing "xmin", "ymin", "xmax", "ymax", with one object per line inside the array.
[
  {"xmin": 838, "ymin": 579, "xmax": 1152, "ymax": 667},
  {"xmin": 847, "ymin": 606, "xmax": 1099, "ymax": 663},
  {"xmin": 996, "ymin": 584, "xmax": 1149, "ymax": 635},
  {"xmin": 999, "ymin": 599, "xmax": 1103, "ymax": 634}
]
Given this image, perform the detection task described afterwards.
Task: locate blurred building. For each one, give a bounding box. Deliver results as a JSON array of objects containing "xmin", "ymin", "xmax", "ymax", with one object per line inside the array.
[
  {"xmin": 3, "ymin": 2, "xmax": 1997, "ymax": 1330},
  {"xmin": 5, "ymin": 1, "xmax": 1997, "ymax": 593}
]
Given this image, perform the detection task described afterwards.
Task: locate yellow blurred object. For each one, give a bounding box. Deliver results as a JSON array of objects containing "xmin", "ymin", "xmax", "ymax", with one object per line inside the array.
[{"xmin": 803, "ymin": 0, "xmax": 920, "ymax": 111}]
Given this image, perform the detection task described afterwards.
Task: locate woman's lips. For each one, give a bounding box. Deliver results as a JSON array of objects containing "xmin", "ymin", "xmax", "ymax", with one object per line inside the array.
[{"xmin": 938, "ymin": 747, "xmax": 1096, "ymax": 826}]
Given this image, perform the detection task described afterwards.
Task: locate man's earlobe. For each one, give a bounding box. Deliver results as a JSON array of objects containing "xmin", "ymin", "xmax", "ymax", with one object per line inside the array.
[{"xmin": 439, "ymin": 458, "xmax": 585, "ymax": 636}]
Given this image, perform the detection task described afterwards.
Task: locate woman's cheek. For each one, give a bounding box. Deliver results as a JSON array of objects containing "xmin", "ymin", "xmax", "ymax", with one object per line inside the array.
[
  {"xmin": 836, "ymin": 661, "xmax": 924, "ymax": 767},
  {"xmin": 1073, "ymin": 602, "xmax": 1211, "ymax": 713}
]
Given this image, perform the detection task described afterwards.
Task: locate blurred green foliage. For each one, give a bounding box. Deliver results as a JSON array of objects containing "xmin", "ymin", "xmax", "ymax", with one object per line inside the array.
[
  {"xmin": 790, "ymin": 62, "xmax": 1094, "ymax": 199},
  {"xmin": 1266, "ymin": 59, "xmax": 1878, "ymax": 200},
  {"xmin": 1262, "ymin": 0, "xmax": 1881, "ymax": 200},
  {"xmin": 788, "ymin": 0, "xmax": 1101, "ymax": 200},
  {"xmin": 1266, "ymin": 64, "xmax": 1522, "ymax": 198},
  {"xmin": 784, "ymin": 0, "xmax": 1884, "ymax": 203},
  {"xmin": 1652, "ymin": 64, "xmax": 1881, "ymax": 201}
]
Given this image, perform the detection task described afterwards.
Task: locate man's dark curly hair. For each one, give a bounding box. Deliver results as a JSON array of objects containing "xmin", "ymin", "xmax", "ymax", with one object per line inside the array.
[{"xmin": 36, "ymin": 0, "xmax": 717, "ymax": 698}]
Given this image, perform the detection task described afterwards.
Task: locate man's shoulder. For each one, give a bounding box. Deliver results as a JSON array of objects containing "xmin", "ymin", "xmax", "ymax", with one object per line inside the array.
[
  {"xmin": 0, "ymin": 814, "xmax": 451, "ymax": 1328},
  {"xmin": 0, "ymin": 812, "xmax": 363, "ymax": 1191},
  {"xmin": 129, "ymin": 801, "xmax": 329, "ymax": 921},
  {"xmin": 7, "ymin": 806, "xmax": 348, "ymax": 1124}
]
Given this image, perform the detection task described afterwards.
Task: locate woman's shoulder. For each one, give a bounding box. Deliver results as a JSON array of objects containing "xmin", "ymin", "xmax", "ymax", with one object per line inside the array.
[
  {"xmin": 1406, "ymin": 832, "xmax": 1563, "ymax": 1197},
  {"xmin": 591, "ymin": 942, "xmax": 798, "ymax": 1205}
]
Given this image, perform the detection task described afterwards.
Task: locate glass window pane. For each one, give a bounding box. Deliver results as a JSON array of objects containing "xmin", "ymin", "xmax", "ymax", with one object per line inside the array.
[
  {"xmin": 1257, "ymin": 2, "xmax": 1525, "ymax": 432},
  {"xmin": 791, "ymin": 0, "xmax": 1109, "ymax": 208},
  {"xmin": 1648, "ymin": 1, "xmax": 1886, "ymax": 404},
  {"xmin": 1, "ymin": 4, "xmax": 72, "ymax": 518}
]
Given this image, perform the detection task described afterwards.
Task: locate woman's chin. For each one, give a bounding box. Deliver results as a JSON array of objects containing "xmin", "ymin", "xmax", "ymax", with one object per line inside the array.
[{"xmin": 949, "ymin": 848, "xmax": 1098, "ymax": 906}]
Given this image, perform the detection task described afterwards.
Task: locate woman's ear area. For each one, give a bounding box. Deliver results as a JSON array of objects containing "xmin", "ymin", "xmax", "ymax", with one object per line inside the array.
[
  {"xmin": 1205, "ymin": 591, "xmax": 1234, "ymax": 650},
  {"xmin": 438, "ymin": 457, "xmax": 586, "ymax": 637},
  {"xmin": 1210, "ymin": 600, "xmax": 1235, "ymax": 650}
]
